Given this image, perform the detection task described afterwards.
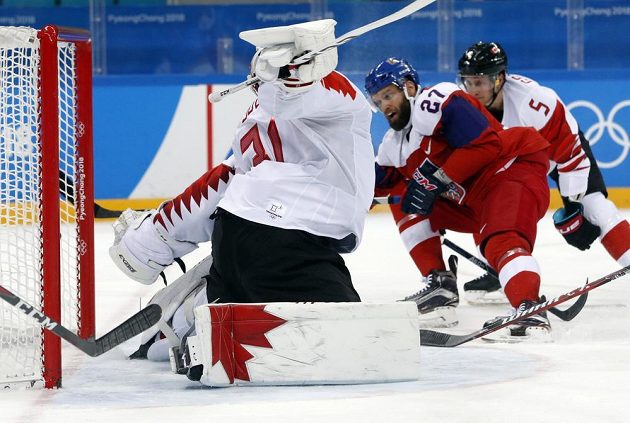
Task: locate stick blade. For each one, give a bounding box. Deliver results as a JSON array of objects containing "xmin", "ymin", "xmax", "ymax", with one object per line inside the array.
[
  {"xmin": 89, "ymin": 304, "xmax": 162, "ymax": 357},
  {"xmin": 94, "ymin": 203, "xmax": 123, "ymax": 219},
  {"xmin": 547, "ymin": 292, "xmax": 588, "ymax": 321},
  {"xmin": 420, "ymin": 329, "xmax": 469, "ymax": 348}
]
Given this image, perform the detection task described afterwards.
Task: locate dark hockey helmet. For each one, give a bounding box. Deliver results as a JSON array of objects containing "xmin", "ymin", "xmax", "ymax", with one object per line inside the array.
[
  {"xmin": 364, "ymin": 57, "xmax": 420, "ymax": 96},
  {"xmin": 458, "ymin": 41, "xmax": 508, "ymax": 76}
]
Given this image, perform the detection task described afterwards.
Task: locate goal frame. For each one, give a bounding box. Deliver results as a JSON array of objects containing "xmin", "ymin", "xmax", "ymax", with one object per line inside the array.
[{"xmin": 39, "ymin": 25, "xmax": 95, "ymax": 389}]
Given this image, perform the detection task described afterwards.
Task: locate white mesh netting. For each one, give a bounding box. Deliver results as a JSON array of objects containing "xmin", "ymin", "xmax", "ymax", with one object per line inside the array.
[
  {"xmin": 0, "ymin": 26, "xmax": 44, "ymax": 386},
  {"xmin": 0, "ymin": 26, "xmax": 83, "ymax": 387}
]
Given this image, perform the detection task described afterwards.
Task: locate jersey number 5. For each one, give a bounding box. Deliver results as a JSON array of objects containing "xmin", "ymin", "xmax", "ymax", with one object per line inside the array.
[
  {"xmin": 528, "ymin": 99, "xmax": 550, "ymax": 116},
  {"xmin": 240, "ymin": 119, "xmax": 284, "ymax": 166}
]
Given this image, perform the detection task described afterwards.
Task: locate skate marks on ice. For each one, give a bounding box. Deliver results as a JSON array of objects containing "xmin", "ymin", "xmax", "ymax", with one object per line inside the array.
[{"xmin": 23, "ymin": 343, "xmax": 536, "ymax": 410}]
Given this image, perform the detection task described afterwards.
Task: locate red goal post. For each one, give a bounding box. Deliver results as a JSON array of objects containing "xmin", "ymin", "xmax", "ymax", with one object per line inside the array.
[{"xmin": 0, "ymin": 25, "xmax": 95, "ymax": 389}]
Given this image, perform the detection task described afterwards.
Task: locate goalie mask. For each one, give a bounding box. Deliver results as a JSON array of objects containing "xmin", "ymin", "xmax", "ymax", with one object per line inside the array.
[{"xmin": 247, "ymin": 49, "xmax": 263, "ymax": 95}]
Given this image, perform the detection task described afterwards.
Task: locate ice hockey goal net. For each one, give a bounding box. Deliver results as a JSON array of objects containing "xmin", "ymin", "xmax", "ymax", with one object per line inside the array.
[{"xmin": 0, "ymin": 25, "xmax": 94, "ymax": 389}]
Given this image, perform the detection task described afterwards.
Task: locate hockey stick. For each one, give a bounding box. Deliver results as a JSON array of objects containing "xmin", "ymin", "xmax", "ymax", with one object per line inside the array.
[
  {"xmin": 93, "ymin": 203, "xmax": 124, "ymax": 219},
  {"xmin": 372, "ymin": 195, "xmax": 401, "ymax": 206},
  {"xmin": 372, "ymin": 196, "xmax": 587, "ymax": 321},
  {"xmin": 442, "ymin": 238, "xmax": 498, "ymax": 278},
  {"xmin": 442, "ymin": 238, "xmax": 588, "ymax": 321},
  {"xmin": 419, "ymin": 265, "xmax": 630, "ymax": 347},
  {"xmin": 209, "ymin": 0, "xmax": 436, "ymax": 103},
  {"xmin": 59, "ymin": 169, "xmax": 124, "ymax": 218},
  {"xmin": 0, "ymin": 284, "xmax": 162, "ymax": 357}
]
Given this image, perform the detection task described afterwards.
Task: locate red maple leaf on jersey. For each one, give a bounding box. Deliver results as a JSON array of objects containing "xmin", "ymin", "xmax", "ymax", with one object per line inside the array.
[
  {"xmin": 209, "ymin": 304, "xmax": 287, "ymax": 383},
  {"xmin": 321, "ymin": 71, "xmax": 357, "ymax": 99}
]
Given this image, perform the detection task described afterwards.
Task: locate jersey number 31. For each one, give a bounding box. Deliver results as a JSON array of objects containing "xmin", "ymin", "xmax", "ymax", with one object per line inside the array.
[{"xmin": 240, "ymin": 119, "xmax": 285, "ymax": 166}]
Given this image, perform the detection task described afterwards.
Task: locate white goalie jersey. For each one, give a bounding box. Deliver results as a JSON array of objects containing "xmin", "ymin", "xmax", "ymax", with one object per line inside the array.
[
  {"xmin": 109, "ymin": 72, "xmax": 373, "ymax": 285},
  {"xmin": 218, "ymin": 72, "xmax": 375, "ymax": 252}
]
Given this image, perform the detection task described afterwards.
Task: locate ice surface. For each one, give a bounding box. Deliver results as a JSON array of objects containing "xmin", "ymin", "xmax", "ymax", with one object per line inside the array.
[{"xmin": 2, "ymin": 211, "xmax": 630, "ymax": 423}]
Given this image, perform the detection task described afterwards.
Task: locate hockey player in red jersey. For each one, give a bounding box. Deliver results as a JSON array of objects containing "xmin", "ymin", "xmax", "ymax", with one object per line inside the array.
[
  {"xmin": 365, "ymin": 57, "xmax": 552, "ymax": 340},
  {"xmin": 457, "ymin": 41, "xmax": 630, "ymax": 303}
]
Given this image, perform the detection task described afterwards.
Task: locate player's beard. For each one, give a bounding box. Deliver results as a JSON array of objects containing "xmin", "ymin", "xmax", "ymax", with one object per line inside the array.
[{"xmin": 388, "ymin": 99, "xmax": 411, "ymax": 131}]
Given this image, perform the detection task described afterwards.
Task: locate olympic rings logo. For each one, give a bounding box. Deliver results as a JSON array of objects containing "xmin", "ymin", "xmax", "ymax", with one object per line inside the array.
[{"xmin": 567, "ymin": 100, "xmax": 630, "ymax": 169}]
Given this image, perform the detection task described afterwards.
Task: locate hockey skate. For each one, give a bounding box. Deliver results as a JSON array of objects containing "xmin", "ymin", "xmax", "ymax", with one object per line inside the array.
[
  {"xmin": 481, "ymin": 300, "xmax": 552, "ymax": 343},
  {"xmin": 399, "ymin": 256, "xmax": 459, "ymax": 328},
  {"xmin": 463, "ymin": 272, "xmax": 509, "ymax": 305}
]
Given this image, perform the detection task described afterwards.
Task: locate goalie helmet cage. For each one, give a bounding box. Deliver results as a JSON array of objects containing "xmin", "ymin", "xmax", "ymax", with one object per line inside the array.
[{"xmin": 0, "ymin": 25, "xmax": 95, "ymax": 389}]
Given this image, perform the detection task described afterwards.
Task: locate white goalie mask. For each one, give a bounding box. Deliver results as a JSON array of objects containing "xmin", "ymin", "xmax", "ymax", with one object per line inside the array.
[{"xmin": 247, "ymin": 49, "xmax": 263, "ymax": 95}]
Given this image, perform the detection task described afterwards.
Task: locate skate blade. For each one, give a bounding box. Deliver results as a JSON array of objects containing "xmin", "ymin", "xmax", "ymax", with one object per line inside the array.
[
  {"xmin": 417, "ymin": 306, "xmax": 458, "ymax": 328},
  {"xmin": 464, "ymin": 289, "xmax": 509, "ymax": 305},
  {"xmin": 482, "ymin": 325, "xmax": 552, "ymax": 343}
]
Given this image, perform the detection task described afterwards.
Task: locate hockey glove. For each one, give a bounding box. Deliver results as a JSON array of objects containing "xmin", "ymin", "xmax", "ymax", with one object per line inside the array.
[
  {"xmin": 401, "ymin": 168, "xmax": 448, "ymax": 215},
  {"xmin": 552, "ymin": 202, "xmax": 601, "ymax": 251},
  {"xmin": 292, "ymin": 19, "xmax": 337, "ymax": 83},
  {"xmin": 375, "ymin": 163, "xmax": 404, "ymax": 192},
  {"xmin": 251, "ymin": 44, "xmax": 296, "ymax": 83},
  {"xmin": 109, "ymin": 209, "xmax": 172, "ymax": 285}
]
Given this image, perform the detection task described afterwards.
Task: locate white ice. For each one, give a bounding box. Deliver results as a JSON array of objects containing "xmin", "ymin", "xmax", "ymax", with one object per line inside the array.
[{"xmin": 2, "ymin": 210, "xmax": 630, "ymax": 423}]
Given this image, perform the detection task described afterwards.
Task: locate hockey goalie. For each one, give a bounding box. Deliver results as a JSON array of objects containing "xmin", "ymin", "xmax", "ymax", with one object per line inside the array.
[{"xmin": 109, "ymin": 19, "xmax": 421, "ymax": 387}]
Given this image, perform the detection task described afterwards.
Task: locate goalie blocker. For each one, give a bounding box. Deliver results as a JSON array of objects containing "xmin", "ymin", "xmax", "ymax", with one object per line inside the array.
[{"xmin": 172, "ymin": 302, "xmax": 421, "ymax": 386}]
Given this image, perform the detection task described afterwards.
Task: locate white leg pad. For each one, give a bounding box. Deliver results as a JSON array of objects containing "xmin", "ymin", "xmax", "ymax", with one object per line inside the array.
[
  {"xmin": 138, "ymin": 255, "xmax": 212, "ymax": 345},
  {"xmin": 188, "ymin": 302, "xmax": 421, "ymax": 387}
]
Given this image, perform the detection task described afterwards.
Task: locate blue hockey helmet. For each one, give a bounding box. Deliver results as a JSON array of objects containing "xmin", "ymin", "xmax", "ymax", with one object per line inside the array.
[{"xmin": 364, "ymin": 57, "xmax": 420, "ymax": 96}]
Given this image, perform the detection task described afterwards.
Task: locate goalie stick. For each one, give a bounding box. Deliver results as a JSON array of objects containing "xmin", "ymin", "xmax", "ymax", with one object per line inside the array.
[
  {"xmin": 209, "ymin": 0, "xmax": 436, "ymax": 103},
  {"xmin": 0, "ymin": 284, "xmax": 162, "ymax": 357},
  {"xmin": 59, "ymin": 169, "xmax": 124, "ymax": 218},
  {"xmin": 442, "ymin": 238, "xmax": 588, "ymax": 322},
  {"xmin": 371, "ymin": 196, "xmax": 588, "ymax": 322},
  {"xmin": 93, "ymin": 203, "xmax": 124, "ymax": 219},
  {"xmin": 420, "ymin": 265, "xmax": 630, "ymax": 347}
]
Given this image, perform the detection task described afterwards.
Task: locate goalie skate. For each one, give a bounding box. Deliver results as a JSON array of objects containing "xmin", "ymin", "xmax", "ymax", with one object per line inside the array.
[{"xmin": 481, "ymin": 300, "xmax": 552, "ymax": 343}]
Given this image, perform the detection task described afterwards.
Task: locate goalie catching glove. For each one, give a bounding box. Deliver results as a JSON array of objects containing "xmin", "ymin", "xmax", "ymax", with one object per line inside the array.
[
  {"xmin": 242, "ymin": 19, "xmax": 338, "ymax": 90},
  {"xmin": 109, "ymin": 208, "xmax": 192, "ymax": 285},
  {"xmin": 552, "ymin": 201, "xmax": 601, "ymax": 251}
]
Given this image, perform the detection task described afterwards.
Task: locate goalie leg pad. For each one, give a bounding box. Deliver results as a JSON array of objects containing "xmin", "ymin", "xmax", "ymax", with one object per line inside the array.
[
  {"xmin": 129, "ymin": 256, "xmax": 212, "ymax": 360},
  {"xmin": 184, "ymin": 302, "xmax": 421, "ymax": 387}
]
